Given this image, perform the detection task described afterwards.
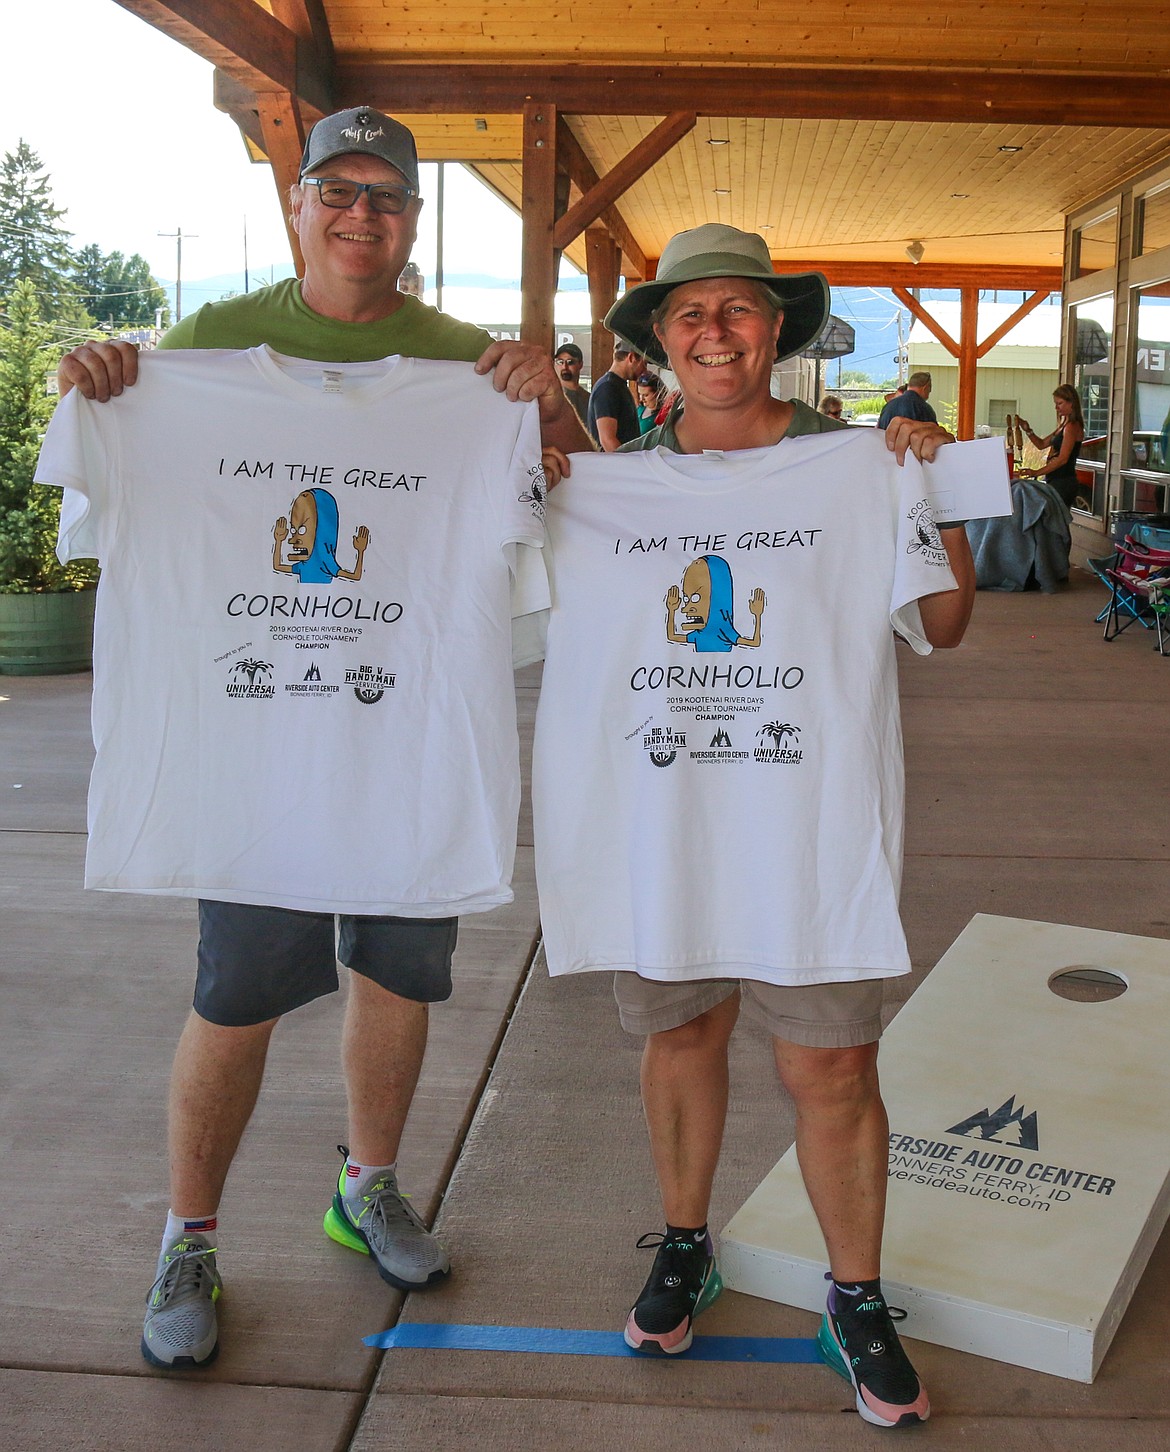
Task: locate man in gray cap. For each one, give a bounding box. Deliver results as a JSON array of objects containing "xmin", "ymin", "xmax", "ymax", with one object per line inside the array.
[
  {"xmin": 57, "ymin": 106, "xmax": 587, "ymax": 1372},
  {"xmin": 540, "ymin": 224, "xmax": 972, "ymax": 1429},
  {"xmin": 587, "ymin": 339, "xmax": 647, "ymax": 449}
]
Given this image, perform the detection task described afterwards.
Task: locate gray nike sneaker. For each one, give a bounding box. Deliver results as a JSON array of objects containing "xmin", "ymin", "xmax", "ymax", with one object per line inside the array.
[
  {"xmin": 141, "ymin": 1235, "xmax": 222, "ymax": 1369},
  {"xmin": 323, "ymin": 1156, "xmax": 450, "ymax": 1290}
]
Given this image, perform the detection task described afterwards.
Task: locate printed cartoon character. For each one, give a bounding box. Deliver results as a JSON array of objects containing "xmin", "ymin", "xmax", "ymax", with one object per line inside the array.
[
  {"xmin": 665, "ymin": 554, "xmax": 764, "ymax": 653},
  {"xmin": 273, "ymin": 488, "xmax": 369, "ymax": 583}
]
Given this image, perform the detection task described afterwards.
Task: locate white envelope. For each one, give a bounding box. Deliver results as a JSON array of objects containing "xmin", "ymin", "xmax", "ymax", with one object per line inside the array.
[{"xmin": 921, "ymin": 437, "xmax": 1013, "ymax": 523}]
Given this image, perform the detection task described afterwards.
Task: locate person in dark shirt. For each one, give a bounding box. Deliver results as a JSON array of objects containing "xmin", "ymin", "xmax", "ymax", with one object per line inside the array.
[
  {"xmin": 877, "ymin": 371, "xmax": 935, "ymax": 430},
  {"xmin": 587, "ymin": 340, "xmax": 645, "ymax": 449}
]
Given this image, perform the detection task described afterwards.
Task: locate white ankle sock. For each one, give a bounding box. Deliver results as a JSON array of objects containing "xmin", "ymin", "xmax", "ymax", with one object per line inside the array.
[
  {"xmin": 163, "ymin": 1209, "xmax": 218, "ymax": 1253},
  {"xmin": 343, "ymin": 1158, "xmax": 396, "ymax": 1198}
]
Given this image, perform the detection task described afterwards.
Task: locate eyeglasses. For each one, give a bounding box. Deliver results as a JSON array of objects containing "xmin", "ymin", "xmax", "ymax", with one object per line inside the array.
[{"xmin": 302, "ymin": 177, "xmax": 417, "ymax": 215}]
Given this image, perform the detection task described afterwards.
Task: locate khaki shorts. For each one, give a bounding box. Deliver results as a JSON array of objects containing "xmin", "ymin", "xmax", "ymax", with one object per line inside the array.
[{"xmin": 612, "ymin": 973, "xmax": 885, "ymax": 1048}]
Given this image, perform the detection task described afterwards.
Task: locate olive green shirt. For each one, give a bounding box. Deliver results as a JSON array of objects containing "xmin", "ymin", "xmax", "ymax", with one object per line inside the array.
[
  {"xmin": 619, "ymin": 397, "xmax": 847, "ymax": 454},
  {"xmin": 159, "ymin": 279, "xmax": 493, "ymax": 363}
]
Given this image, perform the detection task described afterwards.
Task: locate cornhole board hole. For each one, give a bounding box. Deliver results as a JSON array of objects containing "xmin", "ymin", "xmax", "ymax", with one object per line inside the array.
[{"xmin": 720, "ymin": 914, "xmax": 1170, "ymax": 1382}]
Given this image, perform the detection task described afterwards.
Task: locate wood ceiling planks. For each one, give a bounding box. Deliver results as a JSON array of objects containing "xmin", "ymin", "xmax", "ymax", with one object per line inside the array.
[{"xmin": 325, "ymin": 0, "xmax": 1170, "ymax": 69}]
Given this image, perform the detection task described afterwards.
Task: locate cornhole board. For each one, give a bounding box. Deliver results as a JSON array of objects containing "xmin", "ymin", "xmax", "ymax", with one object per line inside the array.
[{"xmin": 720, "ymin": 914, "xmax": 1170, "ymax": 1382}]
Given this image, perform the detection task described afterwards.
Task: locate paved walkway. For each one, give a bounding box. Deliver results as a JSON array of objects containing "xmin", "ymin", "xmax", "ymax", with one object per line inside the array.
[{"xmin": 1, "ymin": 566, "xmax": 1168, "ymax": 1450}]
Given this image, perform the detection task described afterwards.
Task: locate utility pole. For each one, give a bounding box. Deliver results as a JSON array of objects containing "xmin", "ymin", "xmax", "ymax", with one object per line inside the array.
[
  {"xmin": 243, "ymin": 216, "xmax": 250, "ymax": 295},
  {"xmin": 159, "ymin": 227, "xmax": 197, "ymax": 321}
]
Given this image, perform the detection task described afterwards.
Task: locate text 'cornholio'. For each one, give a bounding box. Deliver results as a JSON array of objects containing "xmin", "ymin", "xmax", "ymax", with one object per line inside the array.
[
  {"xmin": 226, "ymin": 593, "xmax": 403, "ymax": 622},
  {"xmin": 631, "ymin": 664, "xmax": 804, "ymax": 691}
]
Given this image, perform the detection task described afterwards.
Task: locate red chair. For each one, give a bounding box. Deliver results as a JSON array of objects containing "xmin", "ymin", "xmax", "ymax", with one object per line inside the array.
[{"xmin": 1102, "ymin": 536, "xmax": 1170, "ymax": 655}]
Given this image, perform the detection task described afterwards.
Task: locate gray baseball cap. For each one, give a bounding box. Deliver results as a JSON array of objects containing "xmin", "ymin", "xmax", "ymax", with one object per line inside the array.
[{"xmin": 299, "ymin": 107, "xmax": 420, "ymax": 192}]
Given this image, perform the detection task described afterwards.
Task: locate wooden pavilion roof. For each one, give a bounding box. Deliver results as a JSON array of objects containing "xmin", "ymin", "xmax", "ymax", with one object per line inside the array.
[{"xmin": 115, "ymin": 0, "xmax": 1170, "ymax": 290}]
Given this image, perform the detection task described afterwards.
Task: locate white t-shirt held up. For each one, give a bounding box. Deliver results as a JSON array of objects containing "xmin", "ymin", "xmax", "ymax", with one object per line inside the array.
[
  {"xmin": 39, "ymin": 348, "xmax": 548, "ymax": 915},
  {"xmin": 532, "ymin": 428, "xmax": 957, "ymax": 985}
]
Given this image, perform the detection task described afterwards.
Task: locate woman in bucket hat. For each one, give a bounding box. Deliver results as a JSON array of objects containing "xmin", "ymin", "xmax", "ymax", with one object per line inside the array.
[{"xmin": 538, "ymin": 225, "xmax": 974, "ymax": 1428}]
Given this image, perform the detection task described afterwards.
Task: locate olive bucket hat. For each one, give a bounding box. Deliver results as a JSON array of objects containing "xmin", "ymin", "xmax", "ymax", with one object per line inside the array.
[{"xmin": 604, "ymin": 223, "xmax": 829, "ymax": 368}]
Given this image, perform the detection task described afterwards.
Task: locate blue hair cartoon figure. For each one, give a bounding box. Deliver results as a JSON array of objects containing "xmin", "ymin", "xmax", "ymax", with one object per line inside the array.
[
  {"xmin": 665, "ymin": 554, "xmax": 764, "ymax": 653},
  {"xmin": 273, "ymin": 488, "xmax": 369, "ymax": 583}
]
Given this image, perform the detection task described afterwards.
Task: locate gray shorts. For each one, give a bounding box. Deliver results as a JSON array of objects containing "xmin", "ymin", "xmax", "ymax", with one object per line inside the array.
[
  {"xmin": 194, "ymin": 900, "xmax": 458, "ymax": 1027},
  {"xmin": 612, "ymin": 973, "xmax": 885, "ymax": 1048}
]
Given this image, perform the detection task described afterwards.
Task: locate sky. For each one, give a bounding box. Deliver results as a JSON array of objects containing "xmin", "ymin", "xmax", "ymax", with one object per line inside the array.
[{"xmin": 0, "ymin": 0, "xmax": 535, "ymax": 313}]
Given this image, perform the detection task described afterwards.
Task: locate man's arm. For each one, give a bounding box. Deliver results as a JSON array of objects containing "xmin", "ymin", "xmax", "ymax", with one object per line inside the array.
[
  {"xmin": 918, "ymin": 527, "xmax": 975, "ymax": 648},
  {"xmin": 596, "ymin": 415, "xmax": 622, "ymax": 452},
  {"xmin": 474, "ymin": 340, "xmax": 591, "ymax": 453}
]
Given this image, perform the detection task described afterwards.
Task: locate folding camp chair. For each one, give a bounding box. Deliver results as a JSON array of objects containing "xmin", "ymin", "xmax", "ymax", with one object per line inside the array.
[{"xmin": 1102, "ymin": 536, "xmax": 1170, "ymax": 654}]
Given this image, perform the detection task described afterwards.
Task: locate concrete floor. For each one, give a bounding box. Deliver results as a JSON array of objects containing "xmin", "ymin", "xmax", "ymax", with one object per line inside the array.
[{"xmin": 1, "ymin": 565, "xmax": 1167, "ymax": 1450}]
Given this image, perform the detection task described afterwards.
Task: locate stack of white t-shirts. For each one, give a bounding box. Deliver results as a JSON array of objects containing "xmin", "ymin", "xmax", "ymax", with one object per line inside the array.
[
  {"xmin": 37, "ymin": 348, "xmax": 548, "ymax": 915},
  {"xmin": 532, "ymin": 427, "xmax": 957, "ymax": 985}
]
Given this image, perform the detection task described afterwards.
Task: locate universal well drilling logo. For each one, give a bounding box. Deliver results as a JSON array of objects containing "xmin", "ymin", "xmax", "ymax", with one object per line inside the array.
[
  {"xmin": 643, "ymin": 725, "xmax": 686, "ymax": 767},
  {"xmin": 345, "ymin": 664, "xmax": 396, "ymax": 705},
  {"xmin": 226, "ymin": 658, "xmax": 275, "ymax": 698},
  {"xmin": 754, "ymin": 721, "xmax": 802, "ymax": 763}
]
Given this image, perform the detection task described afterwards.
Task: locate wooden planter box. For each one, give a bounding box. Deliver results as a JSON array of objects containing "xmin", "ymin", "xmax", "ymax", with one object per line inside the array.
[{"xmin": 0, "ymin": 589, "xmax": 96, "ymax": 675}]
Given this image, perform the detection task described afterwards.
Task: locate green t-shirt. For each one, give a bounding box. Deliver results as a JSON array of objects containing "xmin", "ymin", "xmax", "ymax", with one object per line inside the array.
[
  {"xmin": 159, "ymin": 279, "xmax": 493, "ymax": 363},
  {"xmin": 619, "ymin": 396, "xmax": 847, "ymax": 453}
]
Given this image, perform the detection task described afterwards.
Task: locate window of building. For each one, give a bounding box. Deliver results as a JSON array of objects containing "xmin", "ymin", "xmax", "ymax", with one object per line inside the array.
[
  {"xmin": 1120, "ymin": 282, "xmax": 1170, "ymax": 516},
  {"xmin": 1135, "ymin": 184, "xmax": 1170, "ymax": 259},
  {"xmin": 987, "ymin": 398, "xmax": 1017, "ymax": 430},
  {"xmin": 1073, "ymin": 211, "xmax": 1118, "ymax": 277},
  {"xmin": 1069, "ymin": 296, "xmax": 1113, "ymax": 517}
]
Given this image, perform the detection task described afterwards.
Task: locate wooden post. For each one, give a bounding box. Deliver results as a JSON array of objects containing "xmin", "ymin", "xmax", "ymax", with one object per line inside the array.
[
  {"xmin": 521, "ymin": 102, "xmax": 557, "ymax": 350},
  {"xmin": 958, "ymin": 286, "xmax": 979, "ymax": 441},
  {"xmin": 256, "ymin": 91, "xmax": 307, "ymax": 276},
  {"xmin": 586, "ymin": 224, "xmax": 619, "ymax": 380}
]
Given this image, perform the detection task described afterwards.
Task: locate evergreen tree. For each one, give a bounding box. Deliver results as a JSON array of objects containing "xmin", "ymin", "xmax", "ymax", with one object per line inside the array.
[
  {"xmin": 0, "ymin": 279, "xmax": 91, "ymax": 590},
  {"xmin": 72, "ymin": 245, "xmax": 169, "ymax": 329},
  {"xmin": 0, "ymin": 141, "xmax": 77, "ymax": 319}
]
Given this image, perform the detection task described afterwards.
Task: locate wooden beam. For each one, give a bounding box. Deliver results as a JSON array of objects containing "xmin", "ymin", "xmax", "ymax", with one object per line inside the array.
[
  {"xmin": 556, "ymin": 119, "xmax": 645, "ymax": 279},
  {"xmin": 768, "ymin": 263, "xmax": 1064, "ymax": 289},
  {"xmin": 892, "ymin": 288, "xmax": 960, "ymax": 357},
  {"xmin": 586, "ymin": 225, "xmax": 621, "ymax": 379},
  {"xmin": 113, "ymin": 0, "xmax": 333, "ymax": 113},
  {"xmin": 521, "ymin": 103, "xmax": 558, "ymax": 350},
  {"xmin": 976, "ymin": 290, "xmax": 1051, "ymax": 357},
  {"xmin": 268, "ymin": 0, "xmax": 335, "ymax": 76},
  {"xmin": 958, "ymin": 287, "xmax": 979, "ymax": 441},
  {"xmin": 338, "ymin": 62, "xmax": 1170, "ymax": 129},
  {"xmin": 553, "ymin": 112, "xmax": 696, "ymax": 251},
  {"xmin": 256, "ymin": 92, "xmax": 307, "ymax": 277}
]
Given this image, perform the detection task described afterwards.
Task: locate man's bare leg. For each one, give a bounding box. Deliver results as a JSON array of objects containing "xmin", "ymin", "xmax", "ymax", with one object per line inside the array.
[
  {"xmin": 342, "ymin": 972, "xmax": 428, "ymax": 1165},
  {"xmin": 770, "ymin": 1038, "xmax": 886, "ymax": 1280},
  {"xmin": 641, "ymin": 993, "xmax": 740, "ymax": 1226},
  {"xmin": 168, "ymin": 1010, "xmax": 279, "ymax": 1215}
]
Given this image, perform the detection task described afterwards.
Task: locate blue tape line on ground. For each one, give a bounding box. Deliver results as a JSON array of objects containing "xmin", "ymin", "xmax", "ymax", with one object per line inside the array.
[{"xmin": 364, "ymin": 1322, "xmax": 822, "ymax": 1363}]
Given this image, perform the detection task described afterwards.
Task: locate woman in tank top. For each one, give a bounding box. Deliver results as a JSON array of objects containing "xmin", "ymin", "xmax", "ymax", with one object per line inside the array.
[{"xmin": 1017, "ymin": 384, "xmax": 1086, "ymax": 509}]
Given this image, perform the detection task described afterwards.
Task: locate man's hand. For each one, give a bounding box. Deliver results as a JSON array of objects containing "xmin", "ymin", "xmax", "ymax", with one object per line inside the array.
[
  {"xmin": 474, "ymin": 339, "xmax": 591, "ymax": 453},
  {"xmin": 57, "ymin": 341, "xmax": 139, "ymax": 401},
  {"xmin": 541, "ymin": 446, "xmax": 571, "ymax": 490},
  {"xmin": 884, "ymin": 416, "xmax": 953, "ymax": 465}
]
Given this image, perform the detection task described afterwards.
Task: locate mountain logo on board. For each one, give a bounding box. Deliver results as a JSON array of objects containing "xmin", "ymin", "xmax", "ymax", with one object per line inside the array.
[{"xmin": 946, "ymin": 1096, "xmax": 1039, "ymax": 1151}]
